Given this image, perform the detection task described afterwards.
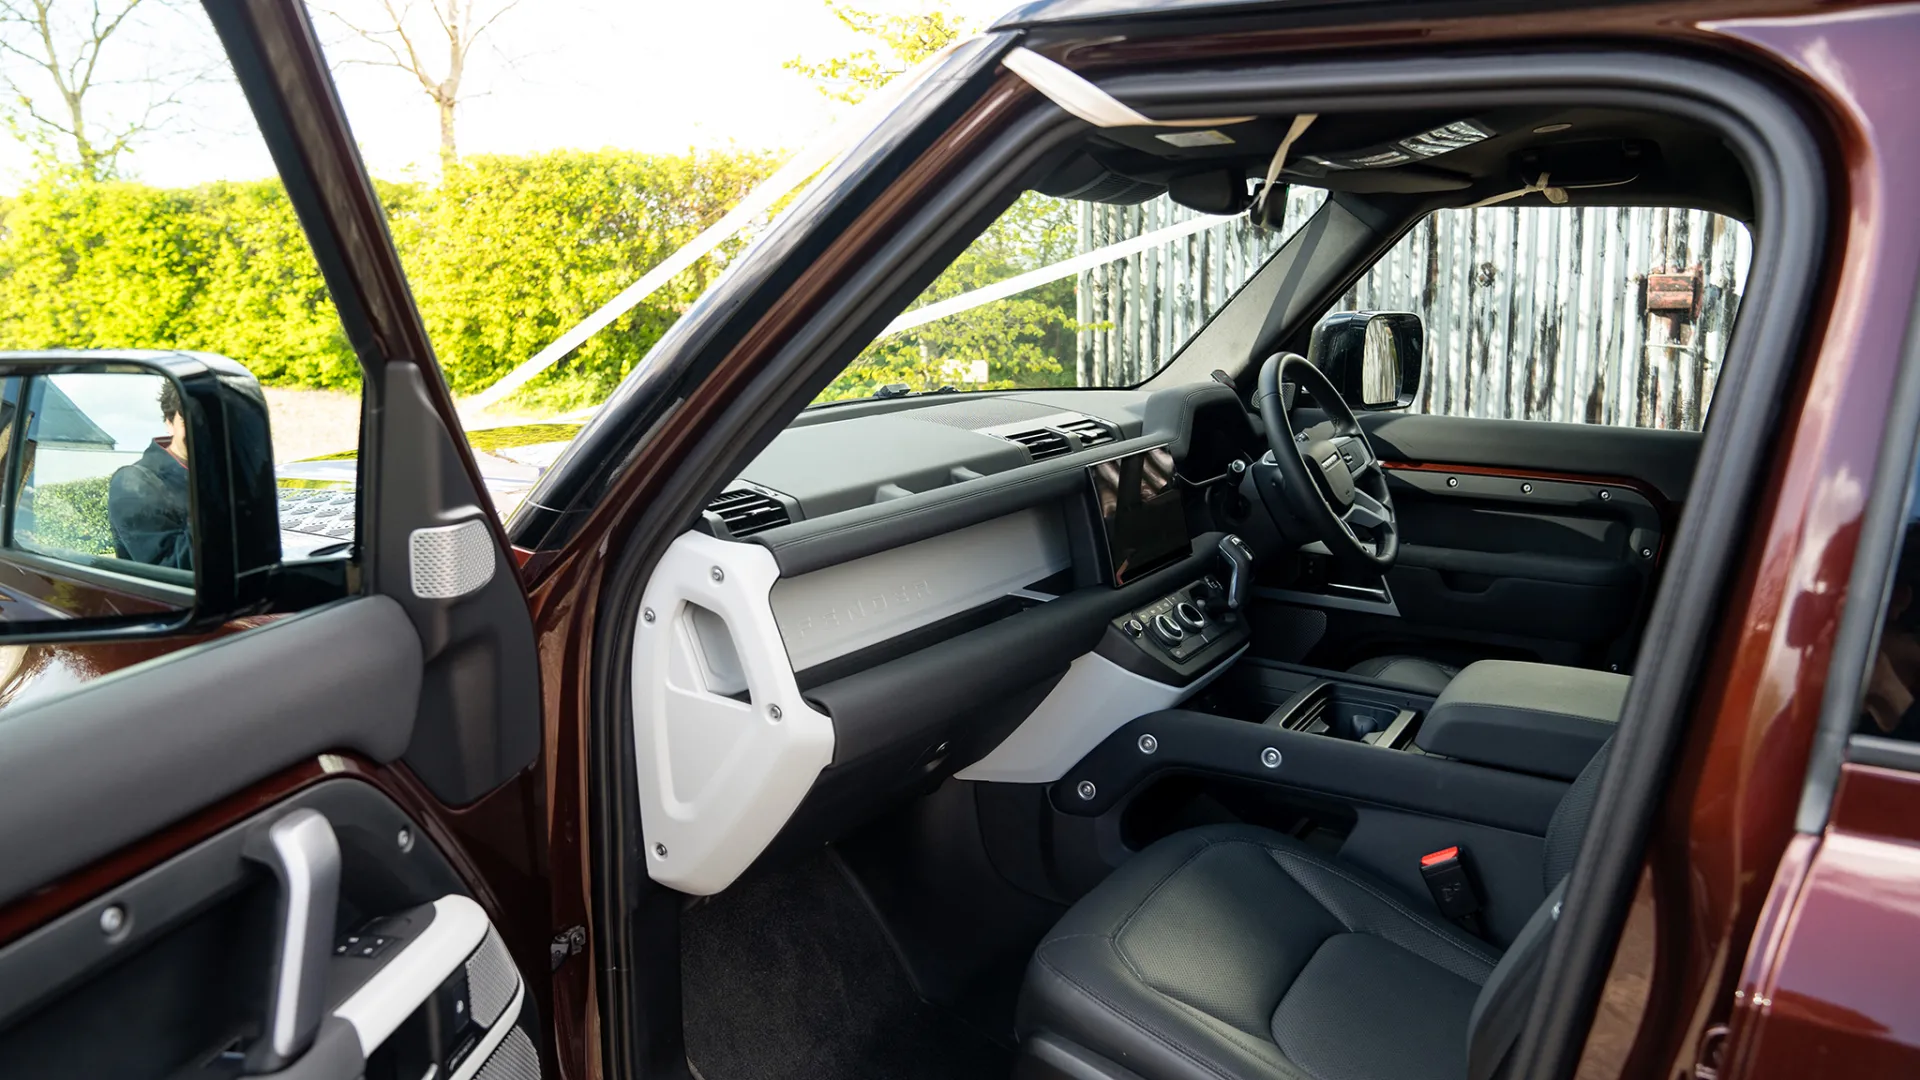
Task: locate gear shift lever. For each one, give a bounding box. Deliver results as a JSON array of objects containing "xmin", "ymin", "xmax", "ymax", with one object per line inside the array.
[{"xmin": 1217, "ymin": 534, "xmax": 1253, "ymax": 611}]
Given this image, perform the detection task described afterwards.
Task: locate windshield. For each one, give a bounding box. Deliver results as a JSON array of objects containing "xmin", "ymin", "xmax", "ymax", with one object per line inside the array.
[{"xmin": 813, "ymin": 187, "xmax": 1327, "ymax": 405}]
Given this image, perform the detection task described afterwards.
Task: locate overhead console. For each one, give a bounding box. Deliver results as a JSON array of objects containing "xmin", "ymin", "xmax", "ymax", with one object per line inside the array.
[{"xmin": 630, "ymin": 382, "xmax": 1263, "ymax": 894}]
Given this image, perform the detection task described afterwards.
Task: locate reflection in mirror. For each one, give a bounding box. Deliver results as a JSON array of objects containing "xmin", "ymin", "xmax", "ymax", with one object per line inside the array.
[
  {"xmin": 1360, "ymin": 318, "xmax": 1400, "ymax": 408},
  {"xmin": 0, "ymin": 370, "xmax": 194, "ymax": 627}
]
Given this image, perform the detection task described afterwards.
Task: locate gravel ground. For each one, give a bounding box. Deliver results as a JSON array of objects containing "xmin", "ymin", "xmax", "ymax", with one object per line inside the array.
[{"xmin": 264, "ymin": 387, "xmax": 361, "ymax": 463}]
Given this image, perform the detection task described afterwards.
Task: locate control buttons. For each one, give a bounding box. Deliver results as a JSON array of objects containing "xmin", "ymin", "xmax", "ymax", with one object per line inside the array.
[
  {"xmin": 1152, "ymin": 613, "xmax": 1185, "ymax": 645},
  {"xmin": 334, "ymin": 933, "xmax": 394, "ymax": 958},
  {"xmin": 1124, "ymin": 618, "xmax": 1146, "ymax": 638},
  {"xmin": 1175, "ymin": 601, "xmax": 1206, "ymax": 631}
]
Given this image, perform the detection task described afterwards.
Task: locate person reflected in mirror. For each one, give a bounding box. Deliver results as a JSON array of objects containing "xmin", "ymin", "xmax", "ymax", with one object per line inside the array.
[{"xmin": 107, "ymin": 382, "xmax": 192, "ymax": 569}]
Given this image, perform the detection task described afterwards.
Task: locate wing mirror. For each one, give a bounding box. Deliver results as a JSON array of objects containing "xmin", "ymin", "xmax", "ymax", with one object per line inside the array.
[
  {"xmin": 0, "ymin": 351, "xmax": 282, "ymax": 642},
  {"xmin": 1307, "ymin": 311, "xmax": 1425, "ymax": 410}
]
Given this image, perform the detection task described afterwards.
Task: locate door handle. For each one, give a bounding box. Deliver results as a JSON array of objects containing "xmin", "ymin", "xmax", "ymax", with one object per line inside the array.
[{"xmin": 243, "ymin": 808, "xmax": 342, "ymax": 1074}]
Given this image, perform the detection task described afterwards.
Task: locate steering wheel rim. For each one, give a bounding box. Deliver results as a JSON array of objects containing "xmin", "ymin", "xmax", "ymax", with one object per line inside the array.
[{"xmin": 1253, "ymin": 351, "xmax": 1399, "ymax": 572}]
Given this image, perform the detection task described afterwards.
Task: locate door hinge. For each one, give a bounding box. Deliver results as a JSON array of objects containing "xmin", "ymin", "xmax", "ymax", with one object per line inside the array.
[{"xmin": 550, "ymin": 925, "xmax": 586, "ymax": 971}]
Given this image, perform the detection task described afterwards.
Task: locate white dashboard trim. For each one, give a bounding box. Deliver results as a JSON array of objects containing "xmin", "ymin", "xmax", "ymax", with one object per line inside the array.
[
  {"xmin": 956, "ymin": 645, "xmax": 1247, "ymax": 784},
  {"xmin": 632, "ymin": 531, "xmax": 836, "ymax": 895}
]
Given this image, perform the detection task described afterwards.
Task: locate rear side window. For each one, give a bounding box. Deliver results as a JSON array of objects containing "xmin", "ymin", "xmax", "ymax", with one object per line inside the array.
[
  {"xmin": 1860, "ymin": 471, "xmax": 1920, "ymax": 743},
  {"xmin": 1337, "ymin": 206, "xmax": 1752, "ymax": 431}
]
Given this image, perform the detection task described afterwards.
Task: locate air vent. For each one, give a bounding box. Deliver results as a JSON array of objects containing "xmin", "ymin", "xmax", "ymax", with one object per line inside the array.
[
  {"xmin": 1059, "ymin": 417, "xmax": 1116, "ymax": 448},
  {"xmin": 1004, "ymin": 428, "xmax": 1073, "ymax": 461},
  {"xmin": 705, "ymin": 489, "xmax": 790, "ymax": 538}
]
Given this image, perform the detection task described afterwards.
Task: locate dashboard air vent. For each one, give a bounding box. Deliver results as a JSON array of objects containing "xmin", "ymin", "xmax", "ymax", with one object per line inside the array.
[
  {"xmin": 1059, "ymin": 417, "xmax": 1116, "ymax": 448},
  {"xmin": 705, "ymin": 489, "xmax": 790, "ymax": 538},
  {"xmin": 1004, "ymin": 428, "xmax": 1073, "ymax": 461}
]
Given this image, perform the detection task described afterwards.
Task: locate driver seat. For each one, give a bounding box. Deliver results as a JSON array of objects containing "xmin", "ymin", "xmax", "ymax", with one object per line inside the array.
[
  {"xmin": 1015, "ymin": 739, "xmax": 1611, "ymax": 1080},
  {"xmin": 1348, "ymin": 655, "xmax": 1461, "ymax": 695}
]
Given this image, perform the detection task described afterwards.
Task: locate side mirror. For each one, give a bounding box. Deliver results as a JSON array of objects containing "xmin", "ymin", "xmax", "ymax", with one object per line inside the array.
[
  {"xmin": 0, "ymin": 351, "xmax": 281, "ymax": 642},
  {"xmin": 1307, "ymin": 311, "xmax": 1424, "ymax": 410}
]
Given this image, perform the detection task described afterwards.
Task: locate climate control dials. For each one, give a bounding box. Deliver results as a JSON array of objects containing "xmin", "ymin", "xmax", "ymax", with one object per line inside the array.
[
  {"xmin": 1151, "ymin": 613, "xmax": 1186, "ymax": 645},
  {"xmin": 1175, "ymin": 601, "xmax": 1207, "ymax": 631}
]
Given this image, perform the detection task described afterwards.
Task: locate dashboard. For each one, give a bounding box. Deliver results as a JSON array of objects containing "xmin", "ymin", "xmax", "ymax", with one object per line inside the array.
[{"xmin": 633, "ymin": 380, "xmax": 1269, "ymax": 895}]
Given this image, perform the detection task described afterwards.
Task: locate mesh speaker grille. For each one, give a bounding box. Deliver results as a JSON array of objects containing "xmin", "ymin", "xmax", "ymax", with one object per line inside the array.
[
  {"xmin": 409, "ymin": 518, "xmax": 496, "ymax": 599},
  {"xmin": 473, "ymin": 1025, "xmax": 540, "ymax": 1080},
  {"xmin": 465, "ymin": 927, "xmax": 518, "ymax": 1029}
]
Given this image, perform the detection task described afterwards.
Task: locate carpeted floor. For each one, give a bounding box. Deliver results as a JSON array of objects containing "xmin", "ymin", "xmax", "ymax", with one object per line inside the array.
[{"xmin": 681, "ymin": 853, "xmax": 1012, "ymax": 1080}]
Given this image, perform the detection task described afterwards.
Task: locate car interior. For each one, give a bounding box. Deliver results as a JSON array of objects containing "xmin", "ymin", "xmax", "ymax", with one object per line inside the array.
[{"xmin": 629, "ymin": 97, "xmax": 1755, "ymax": 1080}]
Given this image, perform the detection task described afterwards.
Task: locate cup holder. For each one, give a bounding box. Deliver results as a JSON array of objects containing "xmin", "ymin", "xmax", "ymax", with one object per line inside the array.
[{"xmin": 1269, "ymin": 681, "xmax": 1420, "ymax": 748}]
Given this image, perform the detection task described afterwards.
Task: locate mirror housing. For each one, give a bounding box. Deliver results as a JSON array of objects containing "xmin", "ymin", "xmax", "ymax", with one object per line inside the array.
[
  {"xmin": 0, "ymin": 351, "xmax": 282, "ymax": 642},
  {"xmin": 1307, "ymin": 311, "xmax": 1424, "ymax": 410}
]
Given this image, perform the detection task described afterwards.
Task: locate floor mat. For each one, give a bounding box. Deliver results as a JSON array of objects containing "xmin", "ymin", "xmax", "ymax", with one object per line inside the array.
[{"xmin": 682, "ymin": 853, "xmax": 1013, "ymax": 1080}]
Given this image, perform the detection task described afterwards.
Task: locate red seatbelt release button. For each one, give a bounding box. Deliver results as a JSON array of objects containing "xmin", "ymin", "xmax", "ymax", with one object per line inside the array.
[{"xmin": 1419, "ymin": 846, "xmax": 1483, "ymax": 932}]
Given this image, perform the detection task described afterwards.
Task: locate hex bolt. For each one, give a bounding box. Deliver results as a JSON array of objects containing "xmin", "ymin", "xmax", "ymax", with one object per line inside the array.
[
  {"xmin": 654, "ymin": 843, "xmax": 668, "ymax": 859},
  {"xmin": 396, "ymin": 827, "xmax": 414, "ymax": 853},
  {"xmin": 642, "ymin": 608, "xmax": 656, "ymax": 623},
  {"xmin": 768, "ymin": 704, "xmax": 783, "ymax": 722},
  {"xmin": 1260, "ymin": 747, "xmax": 1282, "ymax": 769},
  {"xmin": 1521, "ymin": 482, "xmax": 1533, "ymax": 494},
  {"xmin": 1599, "ymin": 490, "xmax": 1612, "ymax": 502},
  {"xmin": 1076, "ymin": 780, "xmax": 1098, "ymax": 801},
  {"xmin": 1446, "ymin": 476, "xmax": 1459, "ymax": 488},
  {"xmin": 1641, "ymin": 548, "xmax": 1654, "ymax": 559},
  {"xmin": 1137, "ymin": 733, "xmax": 1158, "ymax": 755},
  {"xmin": 710, "ymin": 566, "xmax": 725, "ymax": 583},
  {"xmin": 99, "ymin": 904, "xmax": 126, "ymax": 937}
]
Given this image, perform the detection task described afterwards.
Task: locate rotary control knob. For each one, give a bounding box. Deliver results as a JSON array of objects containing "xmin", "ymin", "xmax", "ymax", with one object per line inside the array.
[
  {"xmin": 1175, "ymin": 601, "xmax": 1206, "ymax": 631},
  {"xmin": 1151, "ymin": 613, "xmax": 1185, "ymax": 646}
]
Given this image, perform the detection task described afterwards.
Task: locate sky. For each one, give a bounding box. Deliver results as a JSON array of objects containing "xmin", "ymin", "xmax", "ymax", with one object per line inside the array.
[{"xmin": 0, "ymin": 0, "xmax": 1019, "ymax": 189}]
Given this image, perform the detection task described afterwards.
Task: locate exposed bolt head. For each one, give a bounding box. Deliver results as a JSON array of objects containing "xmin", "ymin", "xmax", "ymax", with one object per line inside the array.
[
  {"xmin": 396, "ymin": 827, "xmax": 414, "ymax": 852},
  {"xmin": 709, "ymin": 566, "xmax": 725, "ymax": 583},
  {"xmin": 1260, "ymin": 747, "xmax": 1282, "ymax": 769},
  {"xmin": 643, "ymin": 608, "xmax": 656, "ymax": 623},
  {"xmin": 1599, "ymin": 490, "xmax": 1612, "ymax": 501},
  {"xmin": 768, "ymin": 704, "xmax": 783, "ymax": 721},
  {"xmin": 1521, "ymin": 482, "xmax": 1533, "ymax": 494},
  {"xmin": 1076, "ymin": 780, "xmax": 1097, "ymax": 801},
  {"xmin": 653, "ymin": 843, "xmax": 668, "ymax": 858},
  {"xmin": 99, "ymin": 904, "xmax": 126, "ymax": 937},
  {"xmin": 1137, "ymin": 733, "xmax": 1158, "ymax": 755},
  {"xmin": 1641, "ymin": 548, "xmax": 1654, "ymax": 559},
  {"xmin": 1446, "ymin": 476, "xmax": 1459, "ymax": 488}
]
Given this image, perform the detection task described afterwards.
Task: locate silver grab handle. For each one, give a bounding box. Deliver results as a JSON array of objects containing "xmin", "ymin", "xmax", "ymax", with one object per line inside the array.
[{"xmin": 243, "ymin": 808, "xmax": 342, "ymax": 1074}]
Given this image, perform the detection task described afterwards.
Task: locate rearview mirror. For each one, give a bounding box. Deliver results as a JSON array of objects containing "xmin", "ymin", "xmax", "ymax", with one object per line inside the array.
[
  {"xmin": 1307, "ymin": 311, "xmax": 1424, "ymax": 410},
  {"xmin": 0, "ymin": 352, "xmax": 281, "ymax": 642}
]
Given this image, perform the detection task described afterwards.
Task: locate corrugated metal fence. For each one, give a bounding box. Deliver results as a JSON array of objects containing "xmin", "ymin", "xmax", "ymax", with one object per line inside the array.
[{"xmin": 1079, "ymin": 200, "xmax": 1750, "ymax": 432}]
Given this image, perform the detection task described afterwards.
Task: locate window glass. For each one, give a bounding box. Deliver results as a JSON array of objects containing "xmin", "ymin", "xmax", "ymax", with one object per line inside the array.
[
  {"xmin": 1860, "ymin": 471, "xmax": 1920, "ymax": 742},
  {"xmin": 1336, "ymin": 206, "xmax": 1753, "ymax": 431},
  {"xmin": 816, "ymin": 187, "xmax": 1328, "ymax": 404},
  {"xmin": 0, "ymin": 4, "xmax": 359, "ymax": 561}
]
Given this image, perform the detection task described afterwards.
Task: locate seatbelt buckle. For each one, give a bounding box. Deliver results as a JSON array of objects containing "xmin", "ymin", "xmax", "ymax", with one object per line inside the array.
[{"xmin": 1419, "ymin": 846, "xmax": 1484, "ymax": 936}]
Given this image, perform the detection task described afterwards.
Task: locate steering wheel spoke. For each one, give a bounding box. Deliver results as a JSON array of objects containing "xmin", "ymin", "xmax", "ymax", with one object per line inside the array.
[
  {"xmin": 1253, "ymin": 352, "xmax": 1400, "ymax": 573},
  {"xmin": 1343, "ymin": 486, "xmax": 1392, "ymax": 531}
]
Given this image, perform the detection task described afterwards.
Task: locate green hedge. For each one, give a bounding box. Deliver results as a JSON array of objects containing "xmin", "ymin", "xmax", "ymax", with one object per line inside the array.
[
  {"xmin": 0, "ymin": 149, "xmax": 779, "ymax": 409},
  {"xmin": 23, "ymin": 475, "xmax": 115, "ymax": 557}
]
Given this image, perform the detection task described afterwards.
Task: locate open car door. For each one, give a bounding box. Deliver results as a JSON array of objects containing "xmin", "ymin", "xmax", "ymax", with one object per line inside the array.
[{"xmin": 0, "ymin": 5, "xmax": 547, "ymax": 1078}]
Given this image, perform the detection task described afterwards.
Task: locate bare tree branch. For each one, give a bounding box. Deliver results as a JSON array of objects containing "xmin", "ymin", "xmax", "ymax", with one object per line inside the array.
[{"xmin": 311, "ymin": 0, "xmax": 523, "ymax": 173}]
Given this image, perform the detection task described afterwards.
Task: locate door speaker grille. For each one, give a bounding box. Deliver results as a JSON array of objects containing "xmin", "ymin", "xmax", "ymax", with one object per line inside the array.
[
  {"xmin": 409, "ymin": 518, "xmax": 496, "ymax": 599},
  {"xmin": 465, "ymin": 927, "xmax": 518, "ymax": 1029},
  {"xmin": 473, "ymin": 1025, "xmax": 540, "ymax": 1080}
]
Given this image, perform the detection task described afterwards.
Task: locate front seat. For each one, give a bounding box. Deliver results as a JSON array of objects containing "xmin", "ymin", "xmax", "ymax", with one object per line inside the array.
[
  {"xmin": 1016, "ymin": 741, "xmax": 1610, "ymax": 1080},
  {"xmin": 1348, "ymin": 654, "xmax": 1461, "ymax": 694}
]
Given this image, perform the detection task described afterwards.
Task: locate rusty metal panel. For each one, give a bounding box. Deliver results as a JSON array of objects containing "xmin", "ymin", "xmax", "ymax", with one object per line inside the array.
[{"xmin": 1077, "ymin": 200, "xmax": 1751, "ymax": 432}]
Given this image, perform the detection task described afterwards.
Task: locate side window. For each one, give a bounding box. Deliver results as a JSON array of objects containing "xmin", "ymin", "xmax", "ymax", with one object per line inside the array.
[
  {"xmin": 1338, "ymin": 206, "xmax": 1753, "ymax": 431},
  {"xmin": 1860, "ymin": 472, "xmax": 1920, "ymax": 742}
]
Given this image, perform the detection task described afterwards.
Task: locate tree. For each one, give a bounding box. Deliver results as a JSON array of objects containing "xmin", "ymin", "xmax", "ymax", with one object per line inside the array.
[
  {"xmin": 311, "ymin": 0, "xmax": 521, "ymax": 172},
  {"xmin": 0, "ymin": 0, "xmax": 196, "ymax": 178},
  {"xmin": 785, "ymin": 0, "xmax": 973, "ymax": 104}
]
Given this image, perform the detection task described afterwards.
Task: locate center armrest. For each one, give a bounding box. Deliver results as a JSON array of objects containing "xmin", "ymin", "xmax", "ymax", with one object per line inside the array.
[{"xmin": 1413, "ymin": 660, "xmax": 1627, "ymax": 779}]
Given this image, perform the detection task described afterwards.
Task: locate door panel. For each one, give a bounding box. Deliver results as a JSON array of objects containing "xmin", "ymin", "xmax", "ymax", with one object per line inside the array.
[
  {"xmin": 0, "ymin": 778, "xmax": 540, "ymax": 1079},
  {"xmin": 1264, "ymin": 413, "xmax": 1697, "ymax": 673}
]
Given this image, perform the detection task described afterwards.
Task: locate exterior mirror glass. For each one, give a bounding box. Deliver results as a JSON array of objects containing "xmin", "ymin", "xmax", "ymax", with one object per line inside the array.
[
  {"xmin": 1308, "ymin": 311, "xmax": 1424, "ymax": 411},
  {"xmin": 0, "ymin": 354, "xmax": 281, "ymax": 642}
]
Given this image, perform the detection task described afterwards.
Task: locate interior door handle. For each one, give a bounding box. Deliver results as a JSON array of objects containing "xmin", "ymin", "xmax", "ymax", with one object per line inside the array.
[{"xmin": 243, "ymin": 808, "xmax": 342, "ymax": 1074}]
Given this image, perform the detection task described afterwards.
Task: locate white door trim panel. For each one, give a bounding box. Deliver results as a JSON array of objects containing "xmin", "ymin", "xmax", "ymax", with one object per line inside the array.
[{"xmin": 632, "ymin": 531, "xmax": 835, "ymax": 895}]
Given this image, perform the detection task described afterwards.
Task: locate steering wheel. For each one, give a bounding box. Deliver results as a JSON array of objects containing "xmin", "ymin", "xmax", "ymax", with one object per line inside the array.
[{"xmin": 1253, "ymin": 352, "xmax": 1399, "ymax": 572}]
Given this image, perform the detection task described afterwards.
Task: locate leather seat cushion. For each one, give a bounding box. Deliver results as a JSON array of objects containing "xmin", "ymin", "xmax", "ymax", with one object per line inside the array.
[
  {"xmin": 1348, "ymin": 655, "xmax": 1461, "ymax": 695},
  {"xmin": 1020, "ymin": 824, "xmax": 1499, "ymax": 1080}
]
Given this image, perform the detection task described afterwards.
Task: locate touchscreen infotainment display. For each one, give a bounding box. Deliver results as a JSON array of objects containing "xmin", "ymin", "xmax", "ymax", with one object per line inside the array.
[{"xmin": 1090, "ymin": 447, "xmax": 1188, "ymax": 586}]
